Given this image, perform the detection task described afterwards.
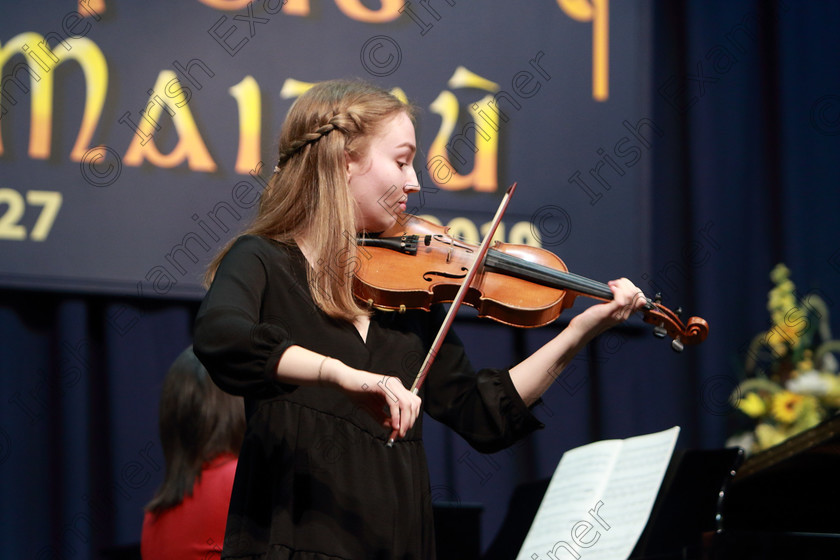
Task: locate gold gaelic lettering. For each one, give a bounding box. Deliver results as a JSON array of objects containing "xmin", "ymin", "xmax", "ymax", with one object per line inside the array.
[
  {"xmin": 197, "ymin": 0, "xmax": 396, "ymax": 20},
  {"xmin": 123, "ymin": 70, "xmax": 217, "ymax": 171},
  {"xmin": 427, "ymin": 68, "xmax": 500, "ymax": 192},
  {"xmin": 0, "ymin": 32, "xmax": 108, "ymax": 161},
  {"xmin": 334, "ymin": 0, "xmax": 402, "ymax": 22},
  {"xmin": 558, "ymin": 0, "xmax": 610, "ymax": 101},
  {"xmin": 229, "ymin": 75, "xmax": 261, "ymax": 174}
]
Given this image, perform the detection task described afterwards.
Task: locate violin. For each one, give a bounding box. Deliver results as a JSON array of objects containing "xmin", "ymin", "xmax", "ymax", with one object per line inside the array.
[{"xmin": 355, "ymin": 213, "xmax": 708, "ymax": 352}]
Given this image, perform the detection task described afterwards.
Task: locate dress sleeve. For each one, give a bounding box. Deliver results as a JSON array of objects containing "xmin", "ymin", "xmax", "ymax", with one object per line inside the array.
[
  {"xmin": 420, "ymin": 307, "xmax": 544, "ymax": 454},
  {"xmin": 193, "ymin": 237, "xmax": 296, "ymax": 398}
]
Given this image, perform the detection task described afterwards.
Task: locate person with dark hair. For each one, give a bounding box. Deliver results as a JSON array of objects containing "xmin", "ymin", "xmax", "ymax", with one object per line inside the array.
[
  {"xmin": 141, "ymin": 346, "xmax": 245, "ymax": 560},
  {"xmin": 193, "ymin": 79, "xmax": 646, "ymax": 559}
]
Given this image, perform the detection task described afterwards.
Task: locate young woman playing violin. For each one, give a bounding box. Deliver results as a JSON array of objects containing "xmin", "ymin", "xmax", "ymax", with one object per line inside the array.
[{"xmin": 193, "ymin": 79, "xmax": 648, "ymax": 560}]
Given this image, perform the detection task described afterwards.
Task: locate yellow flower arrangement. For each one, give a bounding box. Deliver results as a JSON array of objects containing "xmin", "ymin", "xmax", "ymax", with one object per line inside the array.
[{"xmin": 728, "ymin": 264, "xmax": 840, "ymax": 455}]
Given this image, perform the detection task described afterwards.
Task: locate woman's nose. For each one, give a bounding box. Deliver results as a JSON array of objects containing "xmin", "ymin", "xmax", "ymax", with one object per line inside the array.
[{"xmin": 404, "ymin": 166, "xmax": 420, "ymax": 192}]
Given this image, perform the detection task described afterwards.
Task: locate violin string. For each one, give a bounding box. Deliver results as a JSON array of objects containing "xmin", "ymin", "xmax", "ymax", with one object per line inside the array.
[
  {"xmin": 485, "ymin": 250, "xmax": 613, "ymax": 299},
  {"xmin": 485, "ymin": 249, "xmax": 658, "ymax": 309}
]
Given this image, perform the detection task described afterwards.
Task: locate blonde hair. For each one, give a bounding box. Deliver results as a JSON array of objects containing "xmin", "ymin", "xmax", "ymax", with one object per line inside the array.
[{"xmin": 205, "ymin": 79, "xmax": 414, "ymax": 321}]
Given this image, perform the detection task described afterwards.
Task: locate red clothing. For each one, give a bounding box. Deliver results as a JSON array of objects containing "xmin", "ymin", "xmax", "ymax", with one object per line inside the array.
[{"xmin": 141, "ymin": 454, "xmax": 237, "ymax": 560}]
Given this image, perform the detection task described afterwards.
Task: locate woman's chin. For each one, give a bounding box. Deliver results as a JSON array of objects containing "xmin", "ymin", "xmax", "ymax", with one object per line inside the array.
[{"xmin": 360, "ymin": 215, "xmax": 398, "ymax": 234}]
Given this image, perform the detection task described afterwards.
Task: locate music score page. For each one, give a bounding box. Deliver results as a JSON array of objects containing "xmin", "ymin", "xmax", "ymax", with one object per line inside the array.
[{"xmin": 516, "ymin": 426, "xmax": 680, "ymax": 560}]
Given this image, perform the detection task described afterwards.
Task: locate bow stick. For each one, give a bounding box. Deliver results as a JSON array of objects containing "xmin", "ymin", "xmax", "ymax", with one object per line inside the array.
[{"xmin": 387, "ymin": 182, "xmax": 518, "ymax": 446}]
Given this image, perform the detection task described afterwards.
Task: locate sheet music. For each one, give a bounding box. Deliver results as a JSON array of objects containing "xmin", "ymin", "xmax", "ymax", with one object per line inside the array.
[{"xmin": 516, "ymin": 426, "xmax": 680, "ymax": 560}]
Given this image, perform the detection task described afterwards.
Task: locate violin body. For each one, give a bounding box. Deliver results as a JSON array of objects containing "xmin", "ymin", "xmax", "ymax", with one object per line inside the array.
[
  {"xmin": 354, "ymin": 214, "xmax": 709, "ymax": 350},
  {"xmin": 356, "ymin": 215, "xmax": 575, "ymax": 328}
]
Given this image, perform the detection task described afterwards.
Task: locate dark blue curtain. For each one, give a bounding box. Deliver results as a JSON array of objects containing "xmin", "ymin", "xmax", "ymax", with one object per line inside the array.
[
  {"xmin": 2, "ymin": 1, "xmax": 839, "ymax": 558},
  {"xmin": 0, "ymin": 293, "xmax": 199, "ymax": 558}
]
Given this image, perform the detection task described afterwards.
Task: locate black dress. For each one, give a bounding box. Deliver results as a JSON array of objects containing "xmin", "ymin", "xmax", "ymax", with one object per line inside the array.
[{"xmin": 193, "ymin": 235, "xmax": 543, "ymax": 560}]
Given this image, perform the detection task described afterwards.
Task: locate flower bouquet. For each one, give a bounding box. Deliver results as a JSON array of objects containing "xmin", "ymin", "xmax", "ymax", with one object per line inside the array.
[{"xmin": 728, "ymin": 264, "xmax": 840, "ymax": 455}]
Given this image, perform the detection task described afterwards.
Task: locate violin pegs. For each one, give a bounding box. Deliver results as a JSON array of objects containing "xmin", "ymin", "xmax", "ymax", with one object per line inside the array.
[
  {"xmin": 653, "ymin": 324, "xmax": 667, "ymax": 339},
  {"xmin": 654, "ymin": 292, "xmax": 662, "ymax": 304},
  {"xmin": 675, "ymin": 307, "xmax": 683, "ymax": 317},
  {"xmin": 671, "ymin": 338, "xmax": 685, "ymax": 352}
]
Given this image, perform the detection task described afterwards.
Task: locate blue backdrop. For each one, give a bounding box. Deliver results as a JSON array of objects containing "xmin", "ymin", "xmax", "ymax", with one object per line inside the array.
[{"xmin": 2, "ymin": 1, "xmax": 839, "ymax": 559}]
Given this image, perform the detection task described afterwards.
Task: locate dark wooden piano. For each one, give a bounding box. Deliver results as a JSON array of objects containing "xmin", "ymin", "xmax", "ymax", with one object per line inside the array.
[{"xmin": 705, "ymin": 414, "xmax": 840, "ymax": 559}]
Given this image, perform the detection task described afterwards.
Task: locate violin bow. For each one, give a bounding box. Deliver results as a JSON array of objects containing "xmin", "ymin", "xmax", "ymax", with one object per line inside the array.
[{"xmin": 387, "ymin": 182, "xmax": 517, "ymax": 446}]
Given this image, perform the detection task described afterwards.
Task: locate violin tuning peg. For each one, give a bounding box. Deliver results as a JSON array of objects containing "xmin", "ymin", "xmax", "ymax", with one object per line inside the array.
[
  {"xmin": 671, "ymin": 338, "xmax": 685, "ymax": 353},
  {"xmin": 675, "ymin": 307, "xmax": 683, "ymax": 317},
  {"xmin": 654, "ymin": 292, "xmax": 662, "ymax": 304},
  {"xmin": 653, "ymin": 324, "xmax": 667, "ymax": 339}
]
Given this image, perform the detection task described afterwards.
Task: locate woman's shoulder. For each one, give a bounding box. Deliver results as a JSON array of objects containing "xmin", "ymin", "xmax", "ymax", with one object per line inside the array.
[
  {"xmin": 201, "ymin": 453, "xmax": 238, "ymax": 483},
  {"xmin": 189, "ymin": 454, "xmax": 238, "ymax": 501},
  {"xmin": 212, "ymin": 236, "xmax": 303, "ymax": 284},
  {"xmin": 231, "ymin": 234, "xmax": 295, "ymax": 252},
  {"xmin": 227, "ymin": 235, "xmax": 302, "ymax": 263}
]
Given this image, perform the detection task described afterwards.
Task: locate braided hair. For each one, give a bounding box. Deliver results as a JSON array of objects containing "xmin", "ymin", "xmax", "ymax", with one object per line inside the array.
[
  {"xmin": 205, "ymin": 79, "xmax": 415, "ymax": 320},
  {"xmin": 275, "ymin": 121, "xmax": 339, "ymax": 169}
]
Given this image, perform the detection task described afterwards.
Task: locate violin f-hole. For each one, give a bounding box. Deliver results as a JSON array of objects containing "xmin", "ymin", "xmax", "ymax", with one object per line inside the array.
[{"xmin": 423, "ymin": 268, "xmax": 469, "ymax": 282}]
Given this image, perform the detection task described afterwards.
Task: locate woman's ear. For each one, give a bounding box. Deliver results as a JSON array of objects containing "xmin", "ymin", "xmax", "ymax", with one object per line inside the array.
[
  {"xmin": 344, "ymin": 150, "xmax": 353, "ymax": 181},
  {"xmin": 345, "ymin": 149, "xmax": 366, "ymax": 182}
]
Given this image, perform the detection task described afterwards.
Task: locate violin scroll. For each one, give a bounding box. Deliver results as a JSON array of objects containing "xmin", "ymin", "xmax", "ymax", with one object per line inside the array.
[{"xmin": 640, "ymin": 297, "xmax": 709, "ymax": 352}]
